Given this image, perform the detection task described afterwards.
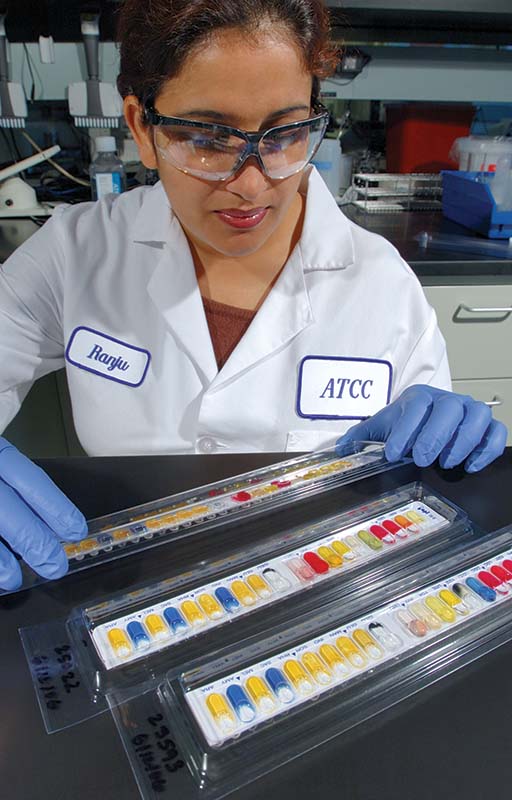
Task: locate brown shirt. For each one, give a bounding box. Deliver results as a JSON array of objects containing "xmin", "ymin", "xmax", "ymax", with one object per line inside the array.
[{"xmin": 202, "ymin": 296, "xmax": 257, "ymax": 370}]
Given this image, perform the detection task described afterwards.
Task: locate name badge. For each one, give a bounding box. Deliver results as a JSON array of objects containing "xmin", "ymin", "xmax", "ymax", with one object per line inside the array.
[
  {"xmin": 296, "ymin": 355, "xmax": 392, "ymax": 420},
  {"xmin": 66, "ymin": 327, "xmax": 151, "ymax": 387}
]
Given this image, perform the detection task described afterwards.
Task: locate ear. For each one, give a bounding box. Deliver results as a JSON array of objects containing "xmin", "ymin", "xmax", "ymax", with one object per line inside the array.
[{"xmin": 123, "ymin": 95, "xmax": 158, "ymax": 169}]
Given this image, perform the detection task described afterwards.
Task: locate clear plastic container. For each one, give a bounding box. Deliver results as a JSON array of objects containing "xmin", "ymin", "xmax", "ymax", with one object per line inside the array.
[
  {"xmin": 108, "ymin": 526, "xmax": 512, "ymax": 800},
  {"xmin": 90, "ymin": 135, "xmax": 127, "ymax": 200},
  {"xmin": 450, "ymin": 136, "xmax": 512, "ymax": 173},
  {"xmin": 3, "ymin": 443, "xmax": 402, "ymax": 595}
]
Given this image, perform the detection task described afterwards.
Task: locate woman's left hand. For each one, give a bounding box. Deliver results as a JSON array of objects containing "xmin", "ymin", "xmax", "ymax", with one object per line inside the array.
[{"xmin": 335, "ymin": 385, "xmax": 507, "ymax": 472}]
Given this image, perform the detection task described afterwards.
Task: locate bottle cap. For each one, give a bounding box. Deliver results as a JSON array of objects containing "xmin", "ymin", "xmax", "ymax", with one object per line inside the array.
[{"xmin": 95, "ymin": 136, "xmax": 117, "ymax": 153}]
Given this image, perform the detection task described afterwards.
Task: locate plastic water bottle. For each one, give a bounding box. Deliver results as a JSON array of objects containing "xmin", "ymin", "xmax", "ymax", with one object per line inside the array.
[
  {"xmin": 311, "ymin": 137, "xmax": 342, "ymax": 197},
  {"xmin": 90, "ymin": 136, "xmax": 126, "ymax": 200}
]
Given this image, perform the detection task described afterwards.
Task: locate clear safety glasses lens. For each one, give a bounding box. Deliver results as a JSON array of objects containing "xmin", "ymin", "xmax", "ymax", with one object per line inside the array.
[{"xmin": 154, "ymin": 116, "xmax": 327, "ymax": 180}]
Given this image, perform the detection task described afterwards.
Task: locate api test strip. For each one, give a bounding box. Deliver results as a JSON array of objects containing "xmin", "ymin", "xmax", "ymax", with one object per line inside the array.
[
  {"xmin": 63, "ymin": 446, "xmax": 386, "ymax": 564},
  {"xmin": 186, "ymin": 546, "xmax": 512, "ymax": 747},
  {"xmin": 90, "ymin": 498, "xmax": 450, "ymax": 670}
]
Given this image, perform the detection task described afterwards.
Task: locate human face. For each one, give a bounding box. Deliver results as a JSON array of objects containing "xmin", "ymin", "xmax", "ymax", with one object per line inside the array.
[{"xmin": 126, "ymin": 27, "xmax": 315, "ymax": 258}]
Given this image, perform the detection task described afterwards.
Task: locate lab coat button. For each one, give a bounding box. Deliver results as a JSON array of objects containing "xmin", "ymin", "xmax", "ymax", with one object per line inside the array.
[{"xmin": 197, "ymin": 436, "xmax": 217, "ymax": 453}]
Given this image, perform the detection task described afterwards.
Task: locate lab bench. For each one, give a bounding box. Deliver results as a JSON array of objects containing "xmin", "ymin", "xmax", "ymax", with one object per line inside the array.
[
  {"xmin": 1, "ymin": 210, "xmax": 512, "ymax": 457},
  {"xmin": 1, "ymin": 451, "xmax": 512, "ymax": 800}
]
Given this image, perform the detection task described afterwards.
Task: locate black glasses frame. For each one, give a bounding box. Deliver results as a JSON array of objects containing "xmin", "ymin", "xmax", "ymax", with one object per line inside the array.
[{"xmin": 143, "ymin": 102, "xmax": 330, "ymax": 180}]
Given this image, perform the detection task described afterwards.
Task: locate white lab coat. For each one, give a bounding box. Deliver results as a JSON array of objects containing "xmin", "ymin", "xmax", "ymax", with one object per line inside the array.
[{"xmin": 0, "ymin": 168, "xmax": 450, "ymax": 455}]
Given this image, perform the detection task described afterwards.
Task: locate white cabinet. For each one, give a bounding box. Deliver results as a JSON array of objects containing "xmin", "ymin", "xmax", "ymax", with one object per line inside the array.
[{"xmin": 423, "ymin": 283, "xmax": 512, "ymax": 440}]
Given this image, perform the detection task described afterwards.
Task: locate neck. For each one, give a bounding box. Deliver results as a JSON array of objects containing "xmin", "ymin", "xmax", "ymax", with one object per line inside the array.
[{"xmin": 189, "ymin": 192, "xmax": 305, "ymax": 311}]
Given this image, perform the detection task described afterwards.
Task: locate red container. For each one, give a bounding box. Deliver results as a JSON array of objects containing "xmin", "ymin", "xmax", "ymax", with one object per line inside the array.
[{"xmin": 386, "ymin": 103, "xmax": 474, "ymax": 173}]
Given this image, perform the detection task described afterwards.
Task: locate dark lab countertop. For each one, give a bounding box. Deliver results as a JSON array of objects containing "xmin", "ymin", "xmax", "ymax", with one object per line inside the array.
[
  {"xmin": 1, "ymin": 451, "xmax": 512, "ymax": 800},
  {"xmin": 342, "ymin": 206, "xmax": 512, "ymax": 284}
]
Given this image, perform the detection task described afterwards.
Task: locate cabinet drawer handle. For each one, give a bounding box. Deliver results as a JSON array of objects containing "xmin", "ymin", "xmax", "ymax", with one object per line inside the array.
[
  {"xmin": 458, "ymin": 304, "xmax": 512, "ymax": 314},
  {"xmin": 485, "ymin": 396, "xmax": 503, "ymax": 408}
]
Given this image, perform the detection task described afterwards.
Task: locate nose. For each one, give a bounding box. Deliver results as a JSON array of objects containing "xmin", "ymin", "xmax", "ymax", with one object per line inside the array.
[{"xmin": 224, "ymin": 156, "xmax": 271, "ymax": 201}]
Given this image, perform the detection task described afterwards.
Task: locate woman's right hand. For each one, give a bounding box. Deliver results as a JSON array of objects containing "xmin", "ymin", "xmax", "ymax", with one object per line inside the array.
[{"xmin": 0, "ymin": 437, "xmax": 87, "ymax": 591}]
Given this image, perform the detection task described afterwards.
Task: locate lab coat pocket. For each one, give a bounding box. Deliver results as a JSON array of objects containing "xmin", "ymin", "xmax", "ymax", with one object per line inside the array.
[{"xmin": 285, "ymin": 429, "xmax": 341, "ymax": 453}]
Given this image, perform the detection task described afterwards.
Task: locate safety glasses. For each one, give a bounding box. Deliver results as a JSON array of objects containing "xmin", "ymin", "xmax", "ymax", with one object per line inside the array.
[{"xmin": 144, "ymin": 103, "xmax": 329, "ymax": 181}]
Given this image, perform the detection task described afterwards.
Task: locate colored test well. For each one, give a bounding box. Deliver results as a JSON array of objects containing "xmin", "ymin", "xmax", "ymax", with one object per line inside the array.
[
  {"xmin": 245, "ymin": 676, "xmax": 275, "ymax": 712},
  {"xmin": 180, "ymin": 599, "xmax": 206, "ymax": 627},
  {"xmin": 107, "ymin": 627, "xmax": 132, "ymax": 658},
  {"xmin": 490, "ymin": 564, "xmax": 512, "ymax": 584},
  {"xmin": 394, "ymin": 514, "xmax": 420, "ymax": 534},
  {"xmin": 63, "ymin": 543, "xmax": 81, "ymax": 559},
  {"xmin": 287, "ymin": 557, "xmax": 316, "ymax": 582},
  {"xmin": 214, "ymin": 586, "xmax": 241, "ymax": 612},
  {"xmin": 283, "ymin": 659, "xmax": 314, "ymax": 695},
  {"xmin": 395, "ymin": 609, "xmax": 428, "ymax": 638},
  {"xmin": 197, "ymin": 593, "xmax": 224, "ymax": 620},
  {"xmin": 262, "ymin": 567, "xmax": 291, "ymax": 592},
  {"xmin": 97, "ymin": 532, "xmax": 114, "ymax": 551},
  {"xmin": 331, "ymin": 539, "xmax": 355, "ymax": 560},
  {"xmin": 302, "ymin": 551, "xmax": 329, "ymax": 574},
  {"xmin": 145, "ymin": 613, "xmax": 169, "ymax": 640},
  {"xmin": 301, "ymin": 651, "xmax": 332, "ymax": 685},
  {"xmin": 439, "ymin": 588, "xmax": 470, "ymax": 616},
  {"xmin": 265, "ymin": 667, "xmax": 294, "ymax": 704},
  {"xmin": 335, "ymin": 635, "xmax": 366, "ymax": 668},
  {"xmin": 369, "ymin": 524, "xmax": 395, "ymax": 545},
  {"xmin": 126, "ymin": 620, "xmax": 151, "ymax": 650},
  {"xmin": 478, "ymin": 570, "xmax": 509, "ymax": 595},
  {"xmin": 424, "ymin": 595, "xmax": 457, "ymax": 623},
  {"xmin": 357, "ymin": 529, "xmax": 383, "ymax": 552},
  {"xmin": 246, "ymin": 573, "xmax": 272, "ymax": 598},
  {"xmin": 465, "ymin": 576, "xmax": 496, "ymax": 603},
  {"xmin": 352, "ymin": 628, "xmax": 383, "ymax": 660},
  {"xmin": 206, "ymin": 693, "xmax": 236, "ymax": 734},
  {"xmin": 345, "ymin": 535, "xmax": 365, "ymax": 557},
  {"xmin": 317, "ymin": 545, "xmax": 343, "ymax": 568},
  {"xmin": 381, "ymin": 519, "xmax": 408, "ymax": 539},
  {"xmin": 368, "ymin": 621, "xmax": 402, "ymax": 651},
  {"xmin": 226, "ymin": 684, "xmax": 256, "ymax": 723},
  {"xmin": 163, "ymin": 606, "xmax": 188, "ymax": 633},
  {"xmin": 231, "ymin": 580, "xmax": 257, "ymax": 606},
  {"xmin": 452, "ymin": 582, "xmax": 482, "ymax": 611},
  {"xmin": 112, "ymin": 528, "xmax": 131, "ymax": 544},
  {"xmin": 318, "ymin": 643, "xmax": 350, "ymax": 676},
  {"xmin": 405, "ymin": 509, "xmax": 425, "ymax": 523},
  {"xmin": 409, "ymin": 601, "xmax": 442, "ymax": 631}
]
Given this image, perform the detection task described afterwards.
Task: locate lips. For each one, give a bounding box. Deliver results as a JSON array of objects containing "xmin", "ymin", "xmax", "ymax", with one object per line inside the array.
[{"xmin": 214, "ymin": 206, "xmax": 269, "ymax": 229}]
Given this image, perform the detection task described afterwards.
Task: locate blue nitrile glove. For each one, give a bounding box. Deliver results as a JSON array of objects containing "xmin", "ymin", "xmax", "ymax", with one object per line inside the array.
[
  {"xmin": 335, "ymin": 385, "xmax": 508, "ymax": 473},
  {"xmin": 0, "ymin": 438, "xmax": 87, "ymax": 591}
]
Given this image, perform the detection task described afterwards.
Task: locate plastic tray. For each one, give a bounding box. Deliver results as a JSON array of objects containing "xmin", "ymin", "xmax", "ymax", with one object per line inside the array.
[{"xmin": 442, "ymin": 170, "xmax": 512, "ymax": 239}]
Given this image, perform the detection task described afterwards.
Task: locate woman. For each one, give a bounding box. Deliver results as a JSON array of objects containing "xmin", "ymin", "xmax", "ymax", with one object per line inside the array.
[{"xmin": 0, "ymin": 0, "xmax": 506, "ymax": 590}]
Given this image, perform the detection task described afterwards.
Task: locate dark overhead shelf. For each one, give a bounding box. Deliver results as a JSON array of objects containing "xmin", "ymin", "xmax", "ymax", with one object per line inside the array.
[
  {"xmin": 331, "ymin": 8, "xmax": 512, "ymax": 45},
  {"xmin": 1, "ymin": 1, "xmax": 512, "ymax": 45}
]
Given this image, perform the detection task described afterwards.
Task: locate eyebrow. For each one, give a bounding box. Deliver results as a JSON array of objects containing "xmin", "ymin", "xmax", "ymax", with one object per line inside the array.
[{"xmin": 172, "ymin": 105, "xmax": 310, "ymax": 123}]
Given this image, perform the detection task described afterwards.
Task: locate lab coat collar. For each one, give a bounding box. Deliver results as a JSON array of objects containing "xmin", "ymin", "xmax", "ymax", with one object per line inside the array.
[
  {"xmin": 131, "ymin": 169, "xmax": 355, "ymax": 271},
  {"xmin": 299, "ymin": 166, "xmax": 355, "ymax": 272},
  {"xmin": 142, "ymin": 168, "xmax": 354, "ymax": 389},
  {"xmin": 131, "ymin": 181, "xmax": 172, "ymax": 244}
]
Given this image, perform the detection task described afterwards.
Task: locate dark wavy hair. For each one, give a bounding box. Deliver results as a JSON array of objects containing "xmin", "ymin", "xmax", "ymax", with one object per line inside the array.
[{"xmin": 116, "ymin": 0, "xmax": 339, "ymax": 109}]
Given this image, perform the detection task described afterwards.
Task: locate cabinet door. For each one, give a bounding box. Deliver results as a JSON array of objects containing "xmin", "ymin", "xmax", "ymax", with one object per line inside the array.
[
  {"xmin": 423, "ymin": 285, "xmax": 512, "ymax": 380},
  {"xmin": 452, "ymin": 378, "xmax": 512, "ymax": 443}
]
